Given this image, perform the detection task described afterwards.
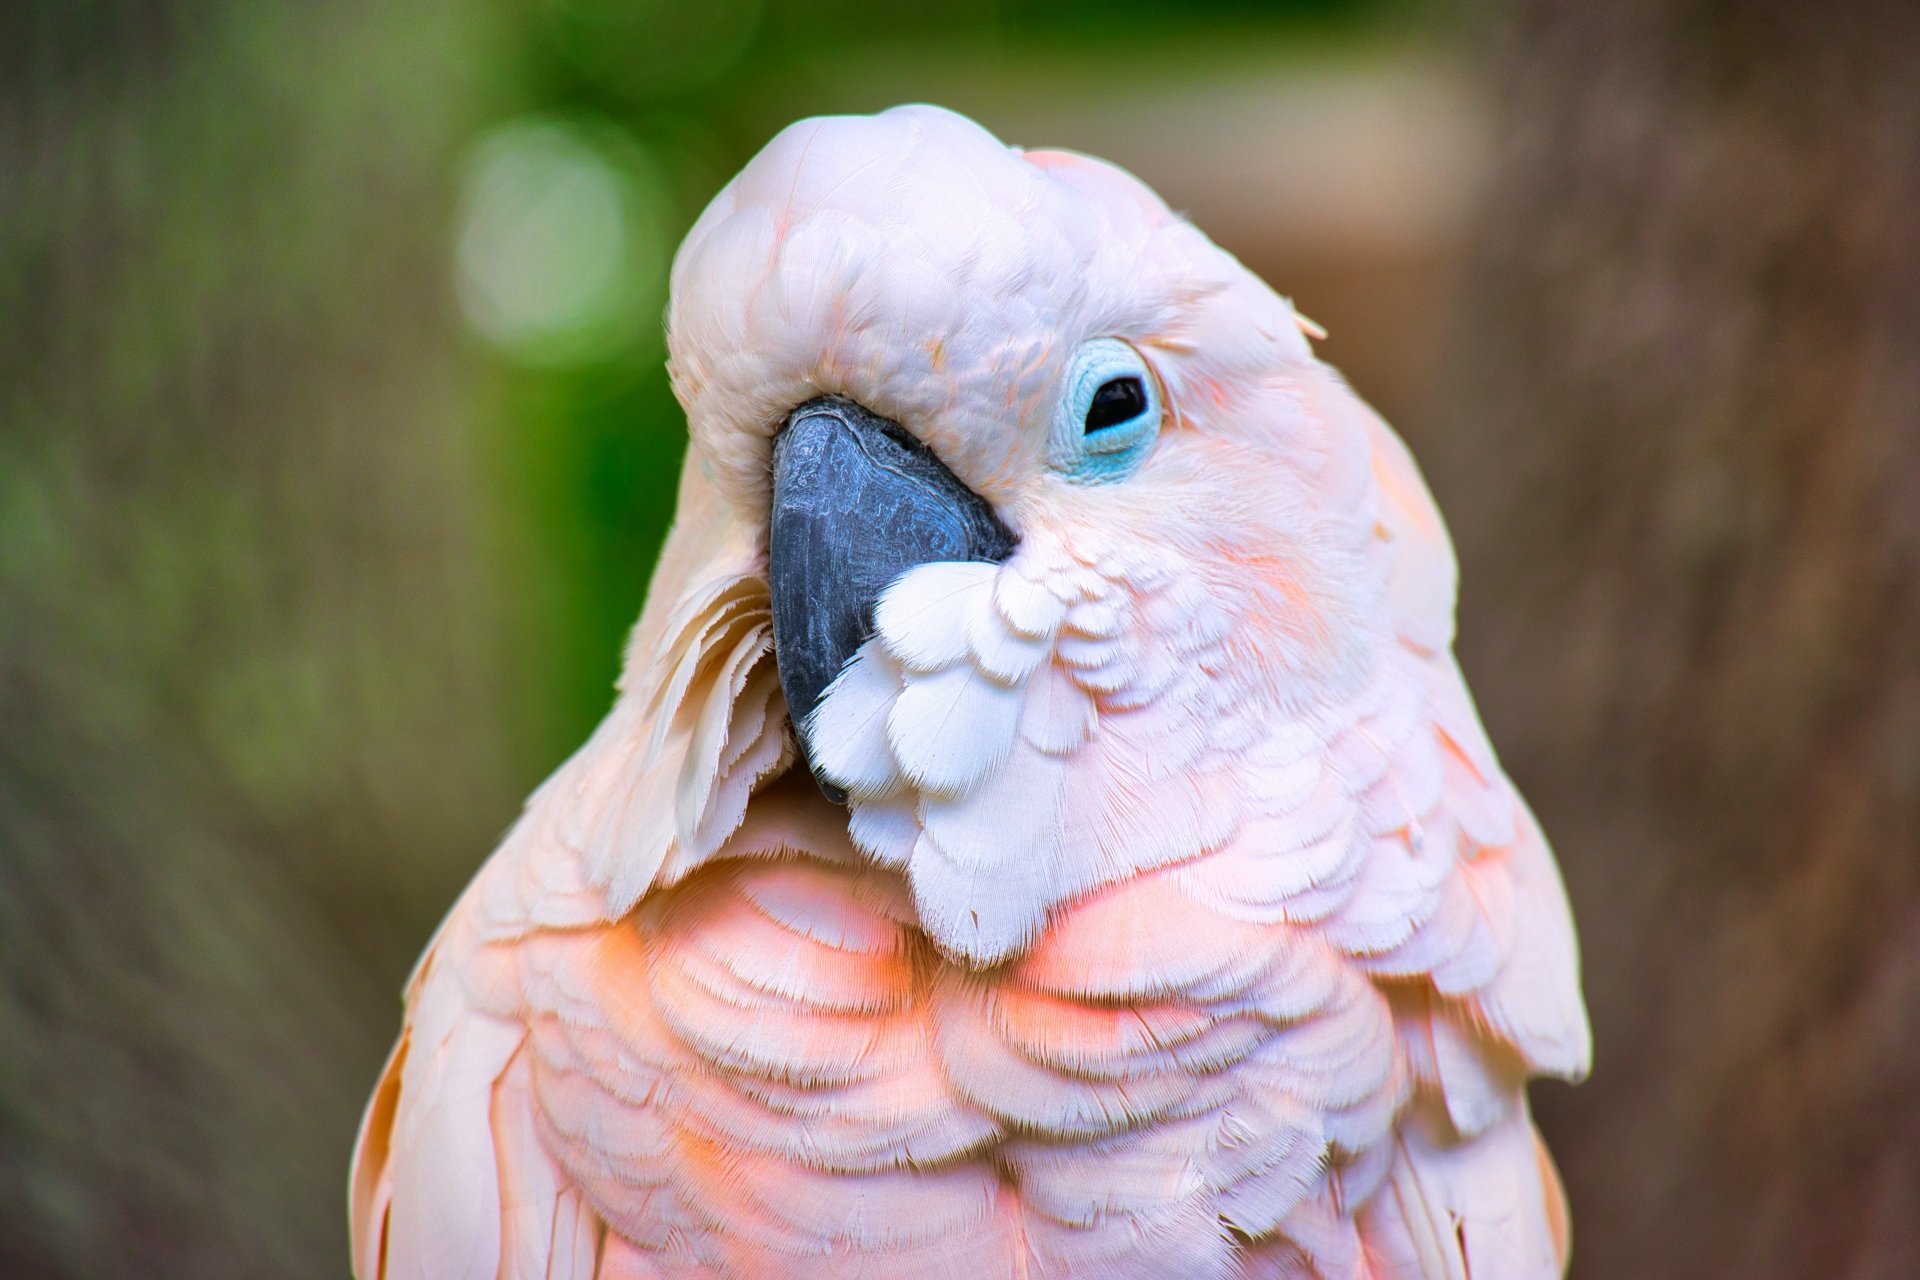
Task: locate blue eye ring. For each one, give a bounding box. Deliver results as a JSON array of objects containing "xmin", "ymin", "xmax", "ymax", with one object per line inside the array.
[{"xmin": 1048, "ymin": 338, "xmax": 1164, "ymax": 484}]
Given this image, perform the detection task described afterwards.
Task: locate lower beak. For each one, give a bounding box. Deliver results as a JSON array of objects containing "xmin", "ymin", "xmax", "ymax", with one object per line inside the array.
[{"xmin": 769, "ymin": 396, "xmax": 1017, "ymax": 799}]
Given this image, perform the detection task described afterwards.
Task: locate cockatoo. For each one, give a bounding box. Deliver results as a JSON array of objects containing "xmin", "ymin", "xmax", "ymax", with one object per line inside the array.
[{"xmin": 350, "ymin": 104, "xmax": 1589, "ymax": 1280}]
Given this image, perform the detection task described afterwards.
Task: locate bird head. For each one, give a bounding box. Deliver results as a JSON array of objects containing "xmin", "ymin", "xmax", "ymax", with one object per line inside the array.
[{"xmin": 648, "ymin": 104, "xmax": 1450, "ymax": 964}]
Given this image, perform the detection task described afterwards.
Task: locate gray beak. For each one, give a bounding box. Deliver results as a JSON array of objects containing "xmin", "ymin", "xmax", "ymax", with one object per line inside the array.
[{"xmin": 769, "ymin": 396, "xmax": 1017, "ymax": 800}]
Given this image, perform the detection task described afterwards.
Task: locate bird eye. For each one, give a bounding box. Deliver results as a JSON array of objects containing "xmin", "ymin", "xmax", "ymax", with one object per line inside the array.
[
  {"xmin": 1051, "ymin": 339, "xmax": 1162, "ymax": 483},
  {"xmin": 1085, "ymin": 377, "xmax": 1146, "ymax": 434}
]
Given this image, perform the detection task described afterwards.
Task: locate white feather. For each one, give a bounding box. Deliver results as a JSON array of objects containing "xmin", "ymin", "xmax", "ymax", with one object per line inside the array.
[
  {"xmin": 875, "ymin": 561, "xmax": 996, "ymax": 673},
  {"xmin": 964, "ymin": 585, "xmax": 1052, "ymax": 684},
  {"xmin": 808, "ymin": 649, "xmax": 907, "ymax": 797},
  {"xmin": 844, "ymin": 791, "xmax": 919, "ymax": 867},
  {"xmin": 993, "ymin": 563, "xmax": 1069, "ymax": 638},
  {"xmin": 1017, "ymin": 661, "xmax": 1097, "ymax": 755},
  {"xmin": 885, "ymin": 663, "xmax": 1024, "ymax": 797}
]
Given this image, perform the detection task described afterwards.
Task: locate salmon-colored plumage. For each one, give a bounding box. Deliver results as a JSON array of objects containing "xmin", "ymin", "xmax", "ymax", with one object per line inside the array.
[{"xmin": 351, "ymin": 105, "xmax": 1589, "ymax": 1278}]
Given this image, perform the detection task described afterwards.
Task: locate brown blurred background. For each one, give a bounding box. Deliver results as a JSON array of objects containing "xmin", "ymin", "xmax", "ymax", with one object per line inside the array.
[{"xmin": 2, "ymin": 1, "xmax": 1916, "ymax": 1276}]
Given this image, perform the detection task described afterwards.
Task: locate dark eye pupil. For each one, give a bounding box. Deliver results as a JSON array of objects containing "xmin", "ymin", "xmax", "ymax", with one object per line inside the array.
[{"xmin": 1084, "ymin": 376, "xmax": 1146, "ymax": 433}]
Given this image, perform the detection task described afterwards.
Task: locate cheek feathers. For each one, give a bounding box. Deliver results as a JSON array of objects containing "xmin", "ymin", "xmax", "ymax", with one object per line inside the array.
[
  {"xmin": 1075, "ymin": 421, "xmax": 1388, "ymax": 710},
  {"xmin": 808, "ymin": 503, "xmax": 1386, "ymax": 967}
]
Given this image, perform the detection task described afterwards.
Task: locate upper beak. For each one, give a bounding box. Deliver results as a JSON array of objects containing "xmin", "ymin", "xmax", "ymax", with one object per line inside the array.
[{"xmin": 769, "ymin": 396, "xmax": 1017, "ymax": 799}]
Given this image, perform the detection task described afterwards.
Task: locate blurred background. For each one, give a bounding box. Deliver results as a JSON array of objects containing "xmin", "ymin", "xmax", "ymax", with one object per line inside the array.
[{"xmin": 3, "ymin": 0, "xmax": 1916, "ymax": 1276}]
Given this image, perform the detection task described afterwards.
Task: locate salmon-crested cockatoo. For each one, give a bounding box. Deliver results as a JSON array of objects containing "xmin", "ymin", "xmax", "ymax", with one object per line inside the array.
[{"xmin": 351, "ymin": 104, "xmax": 1589, "ymax": 1280}]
